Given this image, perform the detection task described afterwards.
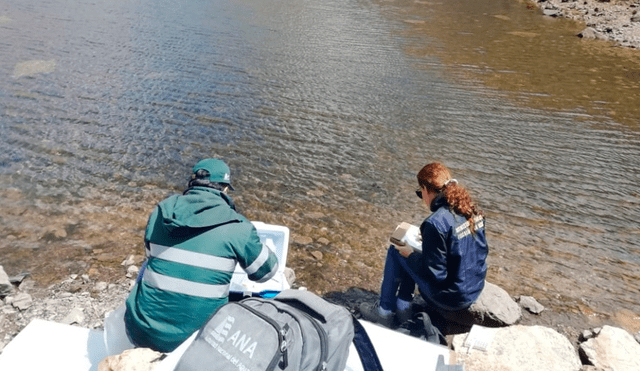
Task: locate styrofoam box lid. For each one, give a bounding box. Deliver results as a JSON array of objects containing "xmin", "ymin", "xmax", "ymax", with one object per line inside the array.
[{"xmin": 229, "ymin": 221, "xmax": 290, "ymax": 293}]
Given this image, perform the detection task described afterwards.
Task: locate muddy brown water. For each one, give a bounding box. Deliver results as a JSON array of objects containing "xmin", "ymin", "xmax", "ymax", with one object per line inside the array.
[{"xmin": 1, "ymin": 0, "xmax": 639, "ymax": 335}]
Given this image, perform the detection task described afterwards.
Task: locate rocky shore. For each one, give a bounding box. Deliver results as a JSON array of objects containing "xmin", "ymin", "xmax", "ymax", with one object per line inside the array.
[
  {"xmin": 0, "ymin": 264, "xmax": 134, "ymax": 352},
  {"xmin": 2, "ymin": 263, "xmax": 640, "ymax": 371},
  {"xmin": 526, "ymin": 0, "xmax": 640, "ymax": 48}
]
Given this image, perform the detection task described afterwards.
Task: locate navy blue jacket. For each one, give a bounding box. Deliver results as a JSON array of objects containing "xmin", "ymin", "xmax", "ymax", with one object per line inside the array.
[{"xmin": 418, "ymin": 195, "xmax": 488, "ymax": 311}]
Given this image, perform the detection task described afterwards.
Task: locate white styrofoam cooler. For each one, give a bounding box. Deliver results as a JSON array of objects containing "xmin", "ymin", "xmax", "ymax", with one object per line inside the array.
[{"xmin": 228, "ymin": 221, "xmax": 291, "ymax": 295}]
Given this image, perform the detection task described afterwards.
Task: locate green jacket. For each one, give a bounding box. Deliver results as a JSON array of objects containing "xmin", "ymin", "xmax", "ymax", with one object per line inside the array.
[{"xmin": 124, "ymin": 187, "xmax": 278, "ymax": 352}]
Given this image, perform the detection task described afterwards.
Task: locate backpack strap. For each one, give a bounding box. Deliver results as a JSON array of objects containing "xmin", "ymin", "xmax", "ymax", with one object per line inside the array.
[{"xmin": 351, "ymin": 316, "xmax": 384, "ymax": 371}]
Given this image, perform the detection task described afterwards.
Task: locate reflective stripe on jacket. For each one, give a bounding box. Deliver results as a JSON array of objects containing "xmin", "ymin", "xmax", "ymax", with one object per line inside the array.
[{"xmin": 125, "ymin": 187, "xmax": 278, "ymax": 352}]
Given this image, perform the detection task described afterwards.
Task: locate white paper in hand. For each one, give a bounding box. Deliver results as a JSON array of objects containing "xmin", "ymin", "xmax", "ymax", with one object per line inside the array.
[{"xmin": 390, "ymin": 222, "xmax": 422, "ymax": 252}]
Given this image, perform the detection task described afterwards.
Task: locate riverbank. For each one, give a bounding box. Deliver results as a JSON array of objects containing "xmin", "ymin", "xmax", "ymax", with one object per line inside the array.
[
  {"xmin": 525, "ymin": 0, "xmax": 640, "ymax": 48},
  {"xmin": 2, "ymin": 264, "xmax": 640, "ymax": 370}
]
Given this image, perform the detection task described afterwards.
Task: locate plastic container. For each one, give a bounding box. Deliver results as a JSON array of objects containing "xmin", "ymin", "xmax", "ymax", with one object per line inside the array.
[{"xmin": 229, "ymin": 221, "xmax": 291, "ymax": 296}]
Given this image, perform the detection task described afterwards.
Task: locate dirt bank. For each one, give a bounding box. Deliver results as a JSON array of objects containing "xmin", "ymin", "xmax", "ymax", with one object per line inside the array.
[{"xmin": 526, "ymin": 0, "xmax": 640, "ymax": 48}]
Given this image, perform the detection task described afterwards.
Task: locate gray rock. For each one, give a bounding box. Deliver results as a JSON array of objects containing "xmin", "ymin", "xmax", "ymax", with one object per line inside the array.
[
  {"xmin": 518, "ymin": 295, "xmax": 545, "ymax": 314},
  {"xmin": 8, "ymin": 272, "xmax": 30, "ymax": 285},
  {"xmin": 126, "ymin": 265, "xmax": 139, "ymax": 278},
  {"xmin": 93, "ymin": 281, "xmax": 108, "ymax": 293},
  {"xmin": 18, "ymin": 279, "xmax": 35, "ymax": 292},
  {"xmin": 580, "ymin": 329, "xmax": 595, "ymax": 342},
  {"xmin": 121, "ymin": 255, "xmax": 136, "ymax": 266},
  {"xmin": 61, "ymin": 307, "xmax": 85, "ymax": 325},
  {"xmin": 579, "ymin": 327, "xmax": 602, "ymax": 342},
  {"xmin": 452, "ymin": 325, "xmax": 582, "ymax": 371},
  {"xmin": 284, "ymin": 267, "xmax": 296, "ymax": 286},
  {"xmin": 579, "ymin": 325, "xmax": 640, "ymax": 371},
  {"xmin": 578, "ymin": 27, "xmax": 607, "ymax": 40},
  {"xmin": 11, "ymin": 293, "xmax": 33, "ymax": 311},
  {"xmin": 292, "ymin": 234, "xmax": 313, "ymax": 245},
  {"xmin": 543, "ymin": 8, "xmax": 561, "ymax": 17},
  {"xmin": 635, "ymin": 331, "xmax": 640, "ymax": 344},
  {"xmin": 468, "ymin": 281, "xmax": 522, "ymax": 326},
  {"xmin": 0, "ymin": 265, "xmax": 15, "ymax": 297}
]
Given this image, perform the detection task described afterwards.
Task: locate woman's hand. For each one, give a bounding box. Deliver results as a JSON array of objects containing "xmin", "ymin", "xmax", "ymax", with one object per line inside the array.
[{"xmin": 393, "ymin": 243, "xmax": 413, "ymax": 258}]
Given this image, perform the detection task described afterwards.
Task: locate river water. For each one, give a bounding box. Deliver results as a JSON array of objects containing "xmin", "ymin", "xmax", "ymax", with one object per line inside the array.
[{"xmin": 1, "ymin": 0, "xmax": 639, "ymax": 332}]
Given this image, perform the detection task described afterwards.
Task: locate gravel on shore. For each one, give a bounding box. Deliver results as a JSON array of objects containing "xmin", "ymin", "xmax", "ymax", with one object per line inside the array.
[
  {"xmin": 1, "ymin": 273, "xmax": 133, "ymax": 353},
  {"xmin": 527, "ymin": 0, "xmax": 640, "ymax": 48}
]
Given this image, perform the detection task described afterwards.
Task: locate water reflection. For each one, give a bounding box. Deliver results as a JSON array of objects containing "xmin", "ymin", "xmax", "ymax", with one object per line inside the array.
[{"xmin": 390, "ymin": 0, "xmax": 640, "ymax": 126}]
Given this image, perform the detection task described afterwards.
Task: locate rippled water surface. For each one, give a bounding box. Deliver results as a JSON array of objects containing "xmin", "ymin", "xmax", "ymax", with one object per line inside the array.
[{"xmin": 1, "ymin": 0, "xmax": 639, "ymax": 331}]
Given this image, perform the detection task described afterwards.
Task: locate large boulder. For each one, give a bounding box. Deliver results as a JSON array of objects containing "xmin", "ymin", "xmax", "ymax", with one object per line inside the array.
[
  {"xmin": 452, "ymin": 325, "xmax": 581, "ymax": 371},
  {"xmin": 468, "ymin": 282, "xmax": 522, "ymax": 326},
  {"xmin": 579, "ymin": 325, "xmax": 640, "ymax": 371}
]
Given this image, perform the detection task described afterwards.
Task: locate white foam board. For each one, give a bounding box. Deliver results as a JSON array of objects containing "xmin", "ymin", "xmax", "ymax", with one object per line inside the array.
[
  {"xmin": 0, "ymin": 319, "xmax": 108, "ymax": 371},
  {"xmin": 1, "ymin": 319, "xmax": 450, "ymax": 371},
  {"xmin": 344, "ymin": 320, "xmax": 450, "ymax": 371}
]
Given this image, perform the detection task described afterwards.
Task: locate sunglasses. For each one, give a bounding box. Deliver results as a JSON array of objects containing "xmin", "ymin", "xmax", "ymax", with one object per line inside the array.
[{"xmin": 415, "ymin": 188, "xmax": 423, "ymax": 199}]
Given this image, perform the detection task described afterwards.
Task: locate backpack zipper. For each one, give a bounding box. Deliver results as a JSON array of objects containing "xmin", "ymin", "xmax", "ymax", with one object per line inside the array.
[
  {"xmin": 236, "ymin": 302, "xmax": 287, "ymax": 371},
  {"xmin": 243, "ymin": 298, "xmax": 329, "ymax": 371},
  {"xmin": 296, "ymin": 310, "xmax": 328, "ymax": 371},
  {"xmin": 273, "ymin": 304, "xmax": 329, "ymax": 371}
]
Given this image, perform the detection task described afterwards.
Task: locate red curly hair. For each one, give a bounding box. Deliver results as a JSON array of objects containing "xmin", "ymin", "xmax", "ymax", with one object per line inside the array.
[{"xmin": 417, "ymin": 162, "xmax": 482, "ymax": 232}]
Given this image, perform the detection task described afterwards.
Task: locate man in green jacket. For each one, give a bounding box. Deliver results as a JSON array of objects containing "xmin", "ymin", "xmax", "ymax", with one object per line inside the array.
[{"xmin": 124, "ymin": 158, "xmax": 279, "ymax": 352}]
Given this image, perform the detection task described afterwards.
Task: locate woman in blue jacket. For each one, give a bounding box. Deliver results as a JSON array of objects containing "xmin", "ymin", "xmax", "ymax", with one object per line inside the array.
[{"xmin": 360, "ymin": 162, "xmax": 488, "ymax": 329}]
